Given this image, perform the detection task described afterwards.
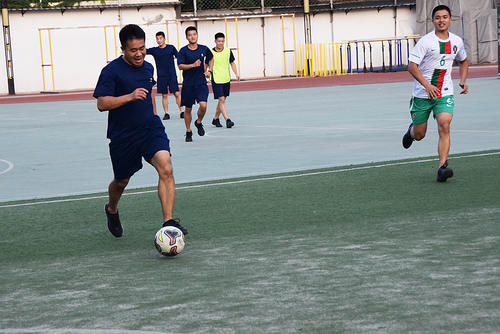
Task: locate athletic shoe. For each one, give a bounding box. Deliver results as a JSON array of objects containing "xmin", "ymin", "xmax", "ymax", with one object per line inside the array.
[
  {"xmin": 194, "ymin": 120, "xmax": 205, "ymax": 136},
  {"xmin": 163, "ymin": 113, "xmax": 170, "ymax": 120},
  {"xmin": 437, "ymin": 160, "xmax": 453, "ymax": 182},
  {"xmin": 105, "ymin": 203, "xmax": 123, "ymax": 238},
  {"xmin": 402, "ymin": 123, "xmax": 414, "ymax": 149},
  {"xmin": 163, "ymin": 218, "xmax": 188, "ymax": 235},
  {"xmin": 180, "ymin": 112, "xmax": 184, "ymax": 119},
  {"xmin": 226, "ymin": 119, "xmax": 234, "ymax": 128},
  {"xmin": 185, "ymin": 131, "xmax": 193, "ymax": 142},
  {"xmin": 212, "ymin": 118, "xmax": 222, "ymax": 127}
]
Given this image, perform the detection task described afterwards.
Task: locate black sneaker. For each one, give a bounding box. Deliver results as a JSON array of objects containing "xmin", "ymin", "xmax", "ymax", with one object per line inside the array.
[
  {"xmin": 226, "ymin": 119, "xmax": 234, "ymax": 128},
  {"xmin": 194, "ymin": 120, "xmax": 205, "ymax": 136},
  {"xmin": 105, "ymin": 203, "xmax": 123, "ymax": 238},
  {"xmin": 185, "ymin": 131, "xmax": 193, "ymax": 142},
  {"xmin": 163, "ymin": 113, "xmax": 170, "ymax": 120},
  {"xmin": 180, "ymin": 112, "xmax": 184, "ymax": 119},
  {"xmin": 163, "ymin": 218, "xmax": 188, "ymax": 235},
  {"xmin": 212, "ymin": 118, "xmax": 222, "ymax": 127},
  {"xmin": 402, "ymin": 123, "xmax": 414, "ymax": 149},
  {"xmin": 437, "ymin": 161, "xmax": 453, "ymax": 182}
]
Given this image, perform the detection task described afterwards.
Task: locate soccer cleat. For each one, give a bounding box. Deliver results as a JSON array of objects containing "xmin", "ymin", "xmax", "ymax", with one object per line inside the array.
[
  {"xmin": 180, "ymin": 112, "xmax": 184, "ymax": 119},
  {"xmin": 163, "ymin": 113, "xmax": 170, "ymax": 120},
  {"xmin": 105, "ymin": 203, "xmax": 123, "ymax": 238},
  {"xmin": 185, "ymin": 131, "xmax": 193, "ymax": 142},
  {"xmin": 194, "ymin": 120, "xmax": 205, "ymax": 136},
  {"xmin": 212, "ymin": 118, "xmax": 223, "ymax": 127},
  {"xmin": 163, "ymin": 218, "xmax": 188, "ymax": 235},
  {"xmin": 437, "ymin": 160, "xmax": 453, "ymax": 182},
  {"xmin": 226, "ymin": 119, "xmax": 234, "ymax": 128},
  {"xmin": 402, "ymin": 123, "xmax": 414, "ymax": 149}
]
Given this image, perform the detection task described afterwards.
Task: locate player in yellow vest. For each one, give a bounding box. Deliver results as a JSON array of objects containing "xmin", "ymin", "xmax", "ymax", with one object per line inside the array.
[{"xmin": 208, "ymin": 32, "xmax": 240, "ymax": 128}]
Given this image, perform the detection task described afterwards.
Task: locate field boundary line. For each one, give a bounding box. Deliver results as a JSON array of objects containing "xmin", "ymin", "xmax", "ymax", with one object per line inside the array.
[{"xmin": 1, "ymin": 151, "xmax": 499, "ymax": 209}]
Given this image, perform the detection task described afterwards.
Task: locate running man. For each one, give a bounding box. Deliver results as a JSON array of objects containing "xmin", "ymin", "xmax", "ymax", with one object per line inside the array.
[
  {"xmin": 402, "ymin": 5, "xmax": 469, "ymax": 182},
  {"xmin": 177, "ymin": 26, "xmax": 213, "ymax": 142},
  {"xmin": 93, "ymin": 24, "xmax": 187, "ymax": 237},
  {"xmin": 208, "ymin": 32, "xmax": 240, "ymax": 128},
  {"xmin": 146, "ymin": 31, "xmax": 183, "ymax": 120}
]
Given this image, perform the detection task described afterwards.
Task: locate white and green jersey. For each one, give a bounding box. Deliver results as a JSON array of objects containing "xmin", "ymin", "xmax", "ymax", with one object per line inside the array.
[{"xmin": 409, "ymin": 31, "xmax": 467, "ymax": 99}]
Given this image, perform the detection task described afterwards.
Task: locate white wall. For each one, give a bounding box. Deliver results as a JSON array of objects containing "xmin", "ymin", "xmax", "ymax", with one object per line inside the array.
[{"xmin": 2, "ymin": 6, "xmax": 417, "ymax": 94}]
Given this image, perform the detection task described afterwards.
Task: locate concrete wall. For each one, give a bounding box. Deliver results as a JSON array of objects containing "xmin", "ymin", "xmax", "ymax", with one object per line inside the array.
[{"xmin": 1, "ymin": 6, "xmax": 417, "ymax": 94}]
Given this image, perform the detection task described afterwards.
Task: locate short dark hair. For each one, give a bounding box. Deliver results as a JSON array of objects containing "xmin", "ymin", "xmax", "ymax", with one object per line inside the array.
[
  {"xmin": 432, "ymin": 5, "xmax": 451, "ymax": 18},
  {"xmin": 156, "ymin": 31, "xmax": 165, "ymax": 38},
  {"xmin": 185, "ymin": 26, "xmax": 197, "ymax": 36},
  {"xmin": 215, "ymin": 32, "xmax": 225, "ymax": 40},
  {"xmin": 119, "ymin": 24, "xmax": 145, "ymax": 48}
]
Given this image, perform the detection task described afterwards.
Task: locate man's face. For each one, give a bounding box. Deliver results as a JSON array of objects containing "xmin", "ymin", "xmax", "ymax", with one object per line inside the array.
[
  {"xmin": 215, "ymin": 37, "xmax": 225, "ymax": 49},
  {"xmin": 433, "ymin": 10, "xmax": 451, "ymax": 32},
  {"xmin": 186, "ymin": 30, "xmax": 198, "ymax": 44},
  {"xmin": 156, "ymin": 35, "xmax": 165, "ymax": 47},
  {"xmin": 122, "ymin": 38, "xmax": 146, "ymax": 67}
]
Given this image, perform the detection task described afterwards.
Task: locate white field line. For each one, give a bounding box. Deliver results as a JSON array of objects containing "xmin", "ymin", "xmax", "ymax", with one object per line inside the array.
[
  {"xmin": 0, "ymin": 151, "xmax": 499, "ymax": 209},
  {"xmin": 0, "ymin": 159, "xmax": 14, "ymax": 175}
]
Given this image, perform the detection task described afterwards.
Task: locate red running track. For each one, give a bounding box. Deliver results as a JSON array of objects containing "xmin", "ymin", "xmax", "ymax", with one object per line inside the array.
[{"xmin": 0, "ymin": 65, "xmax": 496, "ymax": 105}]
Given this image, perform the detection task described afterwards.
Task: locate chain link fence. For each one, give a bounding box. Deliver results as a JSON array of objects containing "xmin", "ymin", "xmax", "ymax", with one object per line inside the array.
[{"xmin": 180, "ymin": 0, "xmax": 411, "ymax": 14}]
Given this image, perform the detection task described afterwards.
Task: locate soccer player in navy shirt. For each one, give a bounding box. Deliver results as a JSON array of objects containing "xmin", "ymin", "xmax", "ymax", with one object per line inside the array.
[
  {"xmin": 177, "ymin": 26, "xmax": 213, "ymax": 142},
  {"xmin": 146, "ymin": 31, "xmax": 183, "ymax": 120},
  {"xmin": 93, "ymin": 24, "xmax": 187, "ymax": 238}
]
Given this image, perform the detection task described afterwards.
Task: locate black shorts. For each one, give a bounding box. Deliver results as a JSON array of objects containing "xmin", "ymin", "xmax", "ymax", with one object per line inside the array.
[
  {"xmin": 109, "ymin": 125, "xmax": 170, "ymax": 180},
  {"xmin": 181, "ymin": 84, "xmax": 209, "ymax": 108},
  {"xmin": 157, "ymin": 76, "xmax": 179, "ymax": 94},
  {"xmin": 212, "ymin": 81, "xmax": 230, "ymax": 99}
]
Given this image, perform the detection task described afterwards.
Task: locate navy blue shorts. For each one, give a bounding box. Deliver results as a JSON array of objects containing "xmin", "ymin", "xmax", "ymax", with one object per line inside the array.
[
  {"xmin": 157, "ymin": 76, "xmax": 179, "ymax": 94},
  {"xmin": 181, "ymin": 84, "xmax": 209, "ymax": 108},
  {"xmin": 212, "ymin": 81, "xmax": 230, "ymax": 99},
  {"xmin": 109, "ymin": 124, "xmax": 170, "ymax": 180}
]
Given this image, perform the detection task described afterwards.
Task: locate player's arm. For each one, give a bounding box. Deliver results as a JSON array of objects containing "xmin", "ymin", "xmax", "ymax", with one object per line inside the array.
[
  {"xmin": 178, "ymin": 60, "xmax": 201, "ymax": 70},
  {"xmin": 151, "ymin": 91, "xmax": 157, "ymax": 115},
  {"xmin": 458, "ymin": 58, "xmax": 469, "ymax": 94},
  {"xmin": 408, "ymin": 62, "xmax": 441, "ymax": 99},
  {"xmin": 97, "ymin": 88, "xmax": 149, "ymax": 111},
  {"xmin": 230, "ymin": 62, "xmax": 240, "ymax": 81}
]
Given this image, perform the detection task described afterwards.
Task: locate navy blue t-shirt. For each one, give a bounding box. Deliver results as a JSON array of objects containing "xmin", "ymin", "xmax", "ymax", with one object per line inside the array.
[
  {"xmin": 146, "ymin": 45, "xmax": 178, "ymax": 78},
  {"xmin": 177, "ymin": 44, "xmax": 213, "ymax": 87},
  {"xmin": 93, "ymin": 56, "xmax": 163, "ymax": 141}
]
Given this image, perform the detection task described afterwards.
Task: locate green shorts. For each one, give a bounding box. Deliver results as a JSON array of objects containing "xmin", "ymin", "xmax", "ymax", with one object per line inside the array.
[{"xmin": 409, "ymin": 96, "xmax": 454, "ymax": 125}]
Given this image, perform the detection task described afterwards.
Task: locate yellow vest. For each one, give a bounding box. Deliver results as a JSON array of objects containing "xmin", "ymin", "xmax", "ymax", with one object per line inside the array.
[{"xmin": 212, "ymin": 47, "xmax": 231, "ymax": 84}]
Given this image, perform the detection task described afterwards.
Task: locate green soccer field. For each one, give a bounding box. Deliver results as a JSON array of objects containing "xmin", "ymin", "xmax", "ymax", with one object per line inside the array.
[{"xmin": 1, "ymin": 150, "xmax": 499, "ymax": 333}]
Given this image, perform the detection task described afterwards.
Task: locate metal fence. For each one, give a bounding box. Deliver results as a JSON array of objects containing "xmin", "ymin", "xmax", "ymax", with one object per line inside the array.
[{"xmin": 180, "ymin": 0, "xmax": 411, "ymax": 14}]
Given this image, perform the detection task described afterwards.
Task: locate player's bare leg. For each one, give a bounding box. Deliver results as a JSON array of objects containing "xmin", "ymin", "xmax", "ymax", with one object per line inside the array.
[
  {"xmin": 184, "ymin": 107, "xmax": 193, "ymax": 141},
  {"xmin": 105, "ymin": 178, "xmax": 129, "ymax": 237},
  {"xmin": 150, "ymin": 151, "xmax": 175, "ymax": 222},
  {"xmin": 436, "ymin": 112, "xmax": 454, "ymax": 181},
  {"xmin": 215, "ymin": 97, "xmax": 228, "ymax": 120},
  {"xmin": 194, "ymin": 102, "xmax": 207, "ymax": 136},
  {"xmin": 150, "ymin": 150, "xmax": 188, "ymax": 234},
  {"xmin": 107, "ymin": 178, "xmax": 129, "ymax": 214},
  {"xmin": 162, "ymin": 94, "xmax": 169, "ymax": 120},
  {"xmin": 174, "ymin": 91, "xmax": 183, "ymax": 115},
  {"xmin": 412, "ymin": 122, "xmax": 427, "ymax": 141},
  {"xmin": 436, "ymin": 113, "xmax": 452, "ymax": 166}
]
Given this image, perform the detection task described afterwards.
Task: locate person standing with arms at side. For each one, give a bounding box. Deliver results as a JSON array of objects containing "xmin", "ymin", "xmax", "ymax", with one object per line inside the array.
[
  {"xmin": 208, "ymin": 32, "xmax": 240, "ymax": 128},
  {"xmin": 146, "ymin": 31, "xmax": 184, "ymax": 120},
  {"xmin": 402, "ymin": 5, "xmax": 469, "ymax": 182},
  {"xmin": 177, "ymin": 26, "xmax": 213, "ymax": 142},
  {"xmin": 94, "ymin": 24, "xmax": 188, "ymax": 237}
]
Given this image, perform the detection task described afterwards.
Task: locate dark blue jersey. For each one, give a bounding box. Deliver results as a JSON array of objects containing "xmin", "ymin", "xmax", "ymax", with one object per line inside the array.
[
  {"xmin": 93, "ymin": 56, "xmax": 163, "ymax": 141},
  {"xmin": 146, "ymin": 45, "xmax": 178, "ymax": 78},
  {"xmin": 177, "ymin": 44, "xmax": 213, "ymax": 87}
]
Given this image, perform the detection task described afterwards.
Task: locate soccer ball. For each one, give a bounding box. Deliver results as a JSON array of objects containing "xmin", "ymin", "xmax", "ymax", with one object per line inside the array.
[{"xmin": 154, "ymin": 226, "xmax": 185, "ymax": 257}]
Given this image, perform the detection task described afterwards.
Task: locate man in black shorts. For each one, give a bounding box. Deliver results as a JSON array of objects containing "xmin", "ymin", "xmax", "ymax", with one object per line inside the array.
[{"xmin": 94, "ymin": 24, "xmax": 187, "ymax": 237}]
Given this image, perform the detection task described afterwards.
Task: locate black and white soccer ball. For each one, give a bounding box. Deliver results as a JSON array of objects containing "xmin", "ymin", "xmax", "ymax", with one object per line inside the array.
[{"xmin": 154, "ymin": 226, "xmax": 185, "ymax": 257}]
